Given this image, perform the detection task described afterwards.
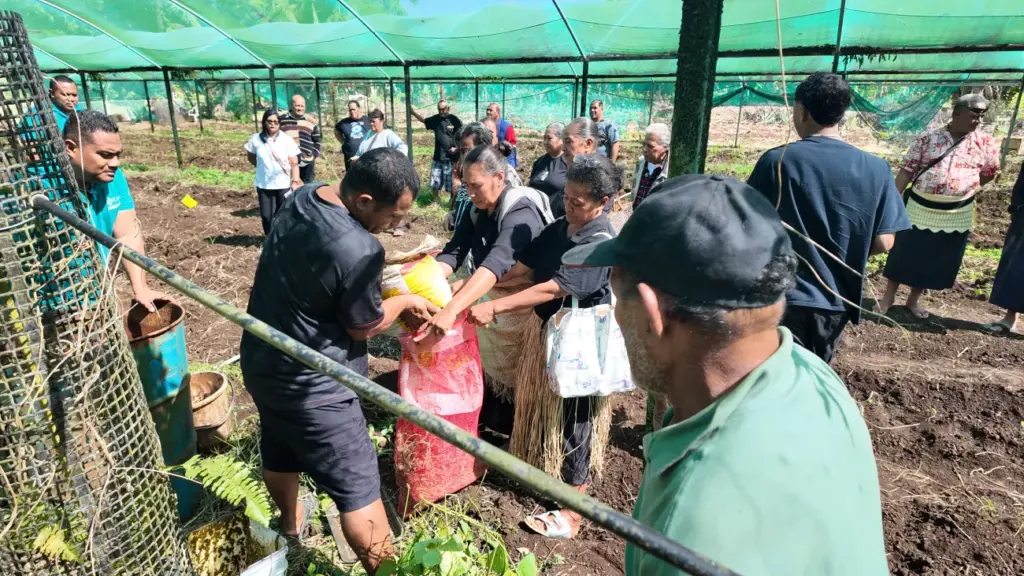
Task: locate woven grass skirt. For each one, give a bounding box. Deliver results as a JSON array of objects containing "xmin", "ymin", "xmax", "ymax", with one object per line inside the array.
[{"xmin": 508, "ymin": 315, "xmax": 612, "ymax": 484}]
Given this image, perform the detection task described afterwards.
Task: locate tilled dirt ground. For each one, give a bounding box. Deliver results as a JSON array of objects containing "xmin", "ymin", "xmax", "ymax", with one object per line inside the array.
[{"xmin": 120, "ymin": 122, "xmax": 1024, "ymax": 575}]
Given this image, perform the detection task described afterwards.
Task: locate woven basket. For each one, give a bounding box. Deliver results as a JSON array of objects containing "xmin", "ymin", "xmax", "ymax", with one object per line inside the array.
[{"xmin": 190, "ymin": 371, "xmax": 234, "ymax": 452}]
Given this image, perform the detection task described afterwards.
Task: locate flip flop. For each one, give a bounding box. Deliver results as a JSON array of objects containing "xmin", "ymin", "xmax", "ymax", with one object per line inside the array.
[
  {"xmin": 907, "ymin": 306, "xmax": 930, "ymax": 319},
  {"xmin": 523, "ymin": 510, "xmax": 574, "ymax": 539},
  {"xmin": 981, "ymin": 322, "xmax": 1014, "ymax": 334}
]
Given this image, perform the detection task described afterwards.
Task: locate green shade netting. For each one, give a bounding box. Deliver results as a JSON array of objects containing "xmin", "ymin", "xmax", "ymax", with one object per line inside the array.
[
  {"xmin": 84, "ymin": 76, "xmax": 956, "ymax": 138},
  {"xmin": 2, "ymin": 0, "xmax": 1021, "ymax": 75}
]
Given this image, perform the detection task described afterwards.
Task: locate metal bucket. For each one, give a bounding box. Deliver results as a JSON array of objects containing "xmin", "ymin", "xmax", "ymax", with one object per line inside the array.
[{"xmin": 125, "ymin": 299, "xmax": 201, "ymax": 520}]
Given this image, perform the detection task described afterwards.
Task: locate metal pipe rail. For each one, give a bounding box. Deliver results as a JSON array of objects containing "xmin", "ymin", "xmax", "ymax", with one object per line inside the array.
[{"xmin": 30, "ymin": 195, "xmax": 740, "ymax": 576}]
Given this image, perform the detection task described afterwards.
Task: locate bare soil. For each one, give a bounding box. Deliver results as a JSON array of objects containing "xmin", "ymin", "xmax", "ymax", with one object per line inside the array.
[{"xmin": 119, "ymin": 122, "xmax": 1024, "ymax": 575}]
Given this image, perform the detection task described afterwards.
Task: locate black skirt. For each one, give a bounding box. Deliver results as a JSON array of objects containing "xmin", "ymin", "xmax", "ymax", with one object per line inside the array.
[
  {"xmin": 883, "ymin": 227, "xmax": 970, "ymax": 290},
  {"xmin": 990, "ymin": 213, "xmax": 1024, "ymax": 312}
]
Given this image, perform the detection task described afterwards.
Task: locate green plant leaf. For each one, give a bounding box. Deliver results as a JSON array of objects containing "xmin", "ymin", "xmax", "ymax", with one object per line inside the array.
[
  {"xmin": 422, "ymin": 549, "xmax": 443, "ymax": 568},
  {"xmin": 484, "ymin": 545, "xmax": 510, "ymax": 573},
  {"xmin": 515, "ymin": 553, "xmax": 538, "ymax": 576},
  {"xmin": 32, "ymin": 524, "xmax": 82, "ymax": 563},
  {"xmin": 376, "ymin": 558, "xmax": 400, "ymax": 576}
]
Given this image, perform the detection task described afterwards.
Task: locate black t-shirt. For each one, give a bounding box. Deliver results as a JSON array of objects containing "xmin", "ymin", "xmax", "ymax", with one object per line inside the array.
[
  {"xmin": 436, "ymin": 187, "xmax": 546, "ymax": 279},
  {"xmin": 529, "ymin": 154, "xmax": 568, "ymax": 200},
  {"xmin": 747, "ymin": 137, "xmax": 910, "ymax": 322},
  {"xmin": 519, "ymin": 215, "xmax": 615, "ymax": 323},
  {"xmin": 424, "ymin": 114, "xmax": 462, "ymax": 162},
  {"xmin": 240, "ymin": 182, "xmax": 385, "ymax": 408},
  {"xmin": 336, "ymin": 116, "xmax": 372, "ymax": 158}
]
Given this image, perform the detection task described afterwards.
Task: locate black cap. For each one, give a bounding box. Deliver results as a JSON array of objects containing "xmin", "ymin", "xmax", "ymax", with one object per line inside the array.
[{"xmin": 562, "ymin": 174, "xmax": 794, "ymax": 309}]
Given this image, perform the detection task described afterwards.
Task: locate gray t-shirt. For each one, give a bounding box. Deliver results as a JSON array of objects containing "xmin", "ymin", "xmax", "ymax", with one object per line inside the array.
[
  {"xmin": 596, "ymin": 119, "xmax": 620, "ymax": 158},
  {"xmin": 240, "ymin": 182, "xmax": 385, "ymax": 408}
]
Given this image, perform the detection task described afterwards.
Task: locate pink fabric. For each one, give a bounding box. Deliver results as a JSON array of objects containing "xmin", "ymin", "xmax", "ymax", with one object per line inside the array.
[{"xmin": 900, "ymin": 128, "xmax": 1000, "ymax": 198}]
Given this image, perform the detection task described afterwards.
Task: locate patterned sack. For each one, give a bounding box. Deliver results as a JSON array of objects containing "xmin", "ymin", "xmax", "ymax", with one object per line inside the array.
[{"xmin": 544, "ymin": 298, "xmax": 635, "ymax": 398}]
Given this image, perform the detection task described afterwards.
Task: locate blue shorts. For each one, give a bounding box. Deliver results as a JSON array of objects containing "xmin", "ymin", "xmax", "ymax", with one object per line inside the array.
[
  {"xmin": 256, "ymin": 397, "xmax": 381, "ymax": 513},
  {"xmin": 430, "ymin": 160, "xmax": 453, "ymax": 193}
]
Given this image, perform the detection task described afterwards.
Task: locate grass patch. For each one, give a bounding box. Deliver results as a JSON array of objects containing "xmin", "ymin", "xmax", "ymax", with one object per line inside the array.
[
  {"xmin": 958, "ymin": 245, "xmax": 1002, "ymax": 298},
  {"xmin": 410, "ymin": 188, "xmax": 450, "ymax": 226},
  {"xmin": 164, "ymin": 166, "xmax": 252, "ymax": 190},
  {"xmin": 413, "ymin": 146, "xmax": 434, "ymax": 158},
  {"xmin": 866, "ymin": 253, "xmax": 888, "ymax": 275},
  {"xmin": 121, "ymin": 162, "xmax": 152, "ymax": 172},
  {"xmin": 706, "ymin": 161, "xmax": 755, "ymax": 180},
  {"xmin": 189, "ymin": 361, "xmax": 243, "ymax": 383},
  {"xmin": 155, "ymin": 128, "xmax": 251, "ymax": 144}
]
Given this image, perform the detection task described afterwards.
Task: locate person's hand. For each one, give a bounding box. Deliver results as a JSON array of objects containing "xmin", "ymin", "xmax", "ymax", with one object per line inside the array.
[
  {"xmin": 413, "ymin": 308, "xmax": 457, "ymax": 343},
  {"xmin": 291, "ymin": 178, "xmax": 302, "ymax": 190},
  {"xmin": 467, "ymin": 302, "xmax": 496, "ymax": 326},
  {"xmin": 133, "ymin": 286, "xmax": 173, "ymax": 313},
  {"xmin": 400, "ymin": 296, "xmax": 439, "ymax": 332}
]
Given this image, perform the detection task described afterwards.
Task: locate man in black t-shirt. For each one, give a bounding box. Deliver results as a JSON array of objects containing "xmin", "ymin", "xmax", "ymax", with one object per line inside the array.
[
  {"xmin": 240, "ymin": 148, "xmax": 437, "ymax": 574},
  {"xmin": 412, "ymin": 99, "xmax": 462, "ymax": 202},
  {"xmin": 334, "ymin": 100, "xmax": 372, "ymax": 170}
]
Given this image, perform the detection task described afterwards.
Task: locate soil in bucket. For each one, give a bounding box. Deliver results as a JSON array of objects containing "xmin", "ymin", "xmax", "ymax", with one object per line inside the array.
[{"xmin": 126, "ymin": 299, "xmax": 182, "ymax": 339}]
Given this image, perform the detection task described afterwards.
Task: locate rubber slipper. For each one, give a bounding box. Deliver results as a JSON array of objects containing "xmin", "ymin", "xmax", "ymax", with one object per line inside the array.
[
  {"xmin": 981, "ymin": 322, "xmax": 1013, "ymax": 334},
  {"xmin": 523, "ymin": 510, "xmax": 573, "ymax": 539},
  {"xmin": 908, "ymin": 307, "xmax": 930, "ymax": 319}
]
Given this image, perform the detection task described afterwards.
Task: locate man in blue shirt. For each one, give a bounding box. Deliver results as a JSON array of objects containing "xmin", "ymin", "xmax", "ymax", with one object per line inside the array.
[
  {"xmin": 747, "ymin": 73, "xmax": 910, "ymax": 362},
  {"xmin": 49, "ymin": 74, "xmax": 83, "ymax": 133},
  {"xmin": 64, "ymin": 110, "xmax": 169, "ymax": 312}
]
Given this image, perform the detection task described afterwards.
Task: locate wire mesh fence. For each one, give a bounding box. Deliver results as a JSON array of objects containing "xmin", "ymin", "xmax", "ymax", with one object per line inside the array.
[{"xmin": 0, "ymin": 11, "xmax": 192, "ymax": 575}]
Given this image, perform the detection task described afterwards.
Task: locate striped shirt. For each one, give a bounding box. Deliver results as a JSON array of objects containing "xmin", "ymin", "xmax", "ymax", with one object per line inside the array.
[{"xmin": 279, "ymin": 112, "xmax": 322, "ymax": 166}]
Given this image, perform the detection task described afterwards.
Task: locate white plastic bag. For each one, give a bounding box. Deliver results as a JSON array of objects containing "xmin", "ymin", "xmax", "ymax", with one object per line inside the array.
[{"xmin": 545, "ymin": 298, "xmax": 635, "ymax": 398}]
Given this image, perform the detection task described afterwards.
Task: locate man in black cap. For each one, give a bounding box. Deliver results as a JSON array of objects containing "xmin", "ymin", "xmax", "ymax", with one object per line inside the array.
[{"xmin": 563, "ymin": 175, "xmax": 887, "ymax": 576}]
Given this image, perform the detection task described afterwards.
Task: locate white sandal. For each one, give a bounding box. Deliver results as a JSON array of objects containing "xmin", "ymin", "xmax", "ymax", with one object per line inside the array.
[{"xmin": 523, "ymin": 510, "xmax": 574, "ymax": 539}]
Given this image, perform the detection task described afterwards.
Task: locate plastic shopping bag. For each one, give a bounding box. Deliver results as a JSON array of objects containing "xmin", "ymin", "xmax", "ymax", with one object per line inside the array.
[
  {"xmin": 545, "ymin": 299, "xmax": 635, "ymax": 398},
  {"xmin": 381, "ymin": 255, "xmax": 453, "ymax": 334},
  {"xmin": 394, "ymin": 318, "xmax": 485, "ymax": 516}
]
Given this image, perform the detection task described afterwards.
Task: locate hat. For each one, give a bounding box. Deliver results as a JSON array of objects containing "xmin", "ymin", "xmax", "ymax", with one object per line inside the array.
[{"xmin": 562, "ymin": 174, "xmax": 794, "ymax": 309}]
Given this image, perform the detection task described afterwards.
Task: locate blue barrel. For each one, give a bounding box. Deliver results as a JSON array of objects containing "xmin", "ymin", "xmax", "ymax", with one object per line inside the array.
[{"xmin": 125, "ymin": 299, "xmax": 201, "ymax": 520}]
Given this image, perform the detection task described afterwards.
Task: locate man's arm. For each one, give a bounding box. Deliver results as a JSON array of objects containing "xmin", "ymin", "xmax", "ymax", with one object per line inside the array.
[
  {"xmin": 610, "ymin": 141, "xmax": 621, "ymax": 163},
  {"xmin": 111, "ymin": 209, "xmax": 169, "ymax": 312},
  {"xmin": 311, "ymin": 122, "xmax": 322, "ymax": 157},
  {"xmin": 334, "ymin": 124, "xmax": 345, "ymax": 144},
  {"xmin": 411, "ymin": 109, "xmax": 427, "ymax": 123},
  {"xmin": 346, "ymin": 295, "xmax": 437, "ymax": 341}
]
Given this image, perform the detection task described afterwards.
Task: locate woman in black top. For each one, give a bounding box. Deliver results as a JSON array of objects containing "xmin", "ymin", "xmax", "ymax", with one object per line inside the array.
[
  {"xmin": 529, "ymin": 122, "xmax": 568, "ymax": 200},
  {"xmin": 419, "ymin": 144, "xmax": 551, "ymax": 434},
  {"xmin": 467, "ymin": 154, "xmax": 618, "ymax": 540}
]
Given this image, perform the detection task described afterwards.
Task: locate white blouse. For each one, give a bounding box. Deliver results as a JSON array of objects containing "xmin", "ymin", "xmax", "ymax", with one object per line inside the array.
[{"xmin": 244, "ymin": 131, "xmax": 300, "ymax": 189}]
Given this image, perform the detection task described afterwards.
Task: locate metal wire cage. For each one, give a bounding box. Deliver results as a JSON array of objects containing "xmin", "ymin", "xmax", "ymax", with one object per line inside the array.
[{"xmin": 0, "ymin": 11, "xmax": 192, "ymax": 575}]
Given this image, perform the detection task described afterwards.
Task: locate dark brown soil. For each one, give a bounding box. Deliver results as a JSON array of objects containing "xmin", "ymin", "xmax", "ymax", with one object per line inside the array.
[
  {"xmin": 125, "ymin": 298, "xmax": 181, "ymax": 339},
  {"xmin": 189, "ymin": 372, "xmax": 223, "ymax": 404},
  {"xmin": 120, "ymin": 124, "xmax": 1024, "ymax": 575}
]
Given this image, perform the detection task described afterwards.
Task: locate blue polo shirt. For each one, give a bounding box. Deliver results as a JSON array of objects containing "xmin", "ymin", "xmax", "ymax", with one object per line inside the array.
[
  {"xmin": 52, "ymin": 102, "xmax": 84, "ymax": 134},
  {"xmin": 84, "ymin": 170, "xmax": 135, "ymax": 262}
]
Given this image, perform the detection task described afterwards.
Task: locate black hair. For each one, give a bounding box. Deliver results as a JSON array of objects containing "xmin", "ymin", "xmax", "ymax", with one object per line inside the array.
[
  {"xmin": 63, "ymin": 109, "xmax": 118, "ymax": 144},
  {"xmin": 794, "ymin": 72, "xmax": 851, "ymax": 127},
  {"xmin": 348, "ymin": 100, "xmax": 361, "ymax": 108},
  {"xmin": 455, "ymin": 122, "xmax": 494, "ymax": 148},
  {"xmin": 341, "ymin": 147, "xmax": 420, "ymax": 206},
  {"xmin": 462, "ymin": 145, "xmax": 508, "ymax": 177},
  {"xmin": 368, "ymin": 108, "xmax": 385, "ymax": 122},
  {"xmin": 49, "ymin": 75, "xmax": 76, "ymax": 90},
  {"xmin": 566, "ymin": 154, "xmax": 620, "ymax": 202},
  {"xmin": 259, "ymin": 108, "xmax": 280, "ymax": 142}
]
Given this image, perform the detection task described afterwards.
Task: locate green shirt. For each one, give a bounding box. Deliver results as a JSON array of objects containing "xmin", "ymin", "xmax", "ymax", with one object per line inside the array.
[{"xmin": 626, "ymin": 328, "xmax": 887, "ymax": 576}]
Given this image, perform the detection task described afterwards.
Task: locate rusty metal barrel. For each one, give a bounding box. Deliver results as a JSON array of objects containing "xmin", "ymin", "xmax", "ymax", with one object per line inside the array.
[{"xmin": 125, "ymin": 299, "xmax": 201, "ymax": 520}]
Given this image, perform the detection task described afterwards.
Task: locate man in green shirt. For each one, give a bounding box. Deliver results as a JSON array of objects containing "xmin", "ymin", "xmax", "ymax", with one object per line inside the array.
[{"xmin": 563, "ymin": 175, "xmax": 888, "ymax": 575}]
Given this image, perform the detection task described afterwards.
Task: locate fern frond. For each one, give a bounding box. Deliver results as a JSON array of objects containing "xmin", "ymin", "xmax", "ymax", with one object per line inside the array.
[
  {"xmin": 33, "ymin": 524, "xmax": 82, "ymax": 563},
  {"xmin": 181, "ymin": 455, "xmax": 272, "ymax": 527}
]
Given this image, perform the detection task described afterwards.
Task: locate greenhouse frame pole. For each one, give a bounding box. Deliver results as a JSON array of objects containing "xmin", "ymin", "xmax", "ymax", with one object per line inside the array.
[
  {"xmin": 475, "ymin": 80, "xmax": 480, "ymax": 119},
  {"xmin": 389, "ymin": 80, "xmax": 396, "ymax": 129},
  {"xmin": 314, "ymin": 78, "xmax": 323, "ymax": 129},
  {"xmin": 162, "ymin": 70, "xmax": 183, "ymax": 169},
  {"xmin": 404, "ymin": 66, "xmax": 413, "ymax": 160},
  {"xmin": 330, "ymin": 81, "xmax": 338, "ymax": 127},
  {"xmin": 647, "ymin": 79, "xmax": 656, "ymax": 125},
  {"xmin": 143, "ymin": 80, "xmax": 154, "ymax": 133},
  {"xmin": 78, "ymin": 72, "xmax": 92, "ymax": 109},
  {"xmin": 733, "ymin": 85, "xmax": 745, "ymax": 148},
  {"xmin": 98, "ymin": 78, "xmax": 108, "ymax": 115},
  {"xmin": 831, "ymin": 0, "xmax": 848, "ymax": 73},
  {"xmin": 501, "ymin": 81, "xmax": 506, "ymax": 116},
  {"xmin": 669, "ymin": 0, "xmax": 725, "ymax": 176},
  {"xmin": 193, "ymin": 80, "xmax": 204, "ymax": 134},
  {"xmin": 269, "ymin": 68, "xmax": 278, "ymax": 110},
  {"xmin": 250, "ymin": 79, "xmax": 259, "ymax": 132},
  {"xmin": 572, "ymin": 78, "xmax": 578, "ymax": 118},
  {"xmin": 31, "ymin": 194, "xmax": 742, "ymax": 576},
  {"xmin": 1000, "ymin": 74, "xmax": 1024, "ymax": 168},
  {"xmin": 579, "ymin": 60, "xmax": 590, "ymax": 117}
]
